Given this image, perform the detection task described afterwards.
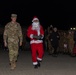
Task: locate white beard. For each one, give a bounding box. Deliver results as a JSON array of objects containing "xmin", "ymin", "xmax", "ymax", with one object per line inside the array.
[
  {"xmin": 32, "ymin": 22, "xmax": 39, "ymax": 27},
  {"xmin": 32, "ymin": 22, "xmax": 40, "ymax": 29},
  {"xmin": 32, "ymin": 22, "xmax": 40, "ymax": 35}
]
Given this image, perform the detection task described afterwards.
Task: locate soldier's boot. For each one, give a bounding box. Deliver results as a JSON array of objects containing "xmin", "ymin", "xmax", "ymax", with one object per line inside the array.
[
  {"xmin": 10, "ymin": 61, "xmax": 15, "ymax": 70},
  {"xmin": 13, "ymin": 61, "xmax": 16, "ymax": 68}
]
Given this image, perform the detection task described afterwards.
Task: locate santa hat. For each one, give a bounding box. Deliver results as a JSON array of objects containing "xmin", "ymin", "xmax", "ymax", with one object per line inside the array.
[{"xmin": 32, "ymin": 16, "xmax": 39, "ymax": 22}]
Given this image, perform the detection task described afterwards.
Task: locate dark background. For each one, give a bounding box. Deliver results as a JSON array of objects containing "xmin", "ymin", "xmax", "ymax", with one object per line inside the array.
[{"xmin": 0, "ymin": 0, "xmax": 76, "ymax": 30}]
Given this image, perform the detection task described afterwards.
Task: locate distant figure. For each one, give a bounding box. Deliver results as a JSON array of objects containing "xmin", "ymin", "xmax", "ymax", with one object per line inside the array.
[
  {"xmin": 3, "ymin": 14, "xmax": 23, "ymax": 70},
  {"xmin": 67, "ymin": 30, "xmax": 74, "ymax": 55},
  {"xmin": 50, "ymin": 27, "xmax": 60, "ymax": 57},
  {"xmin": 73, "ymin": 30, "xmax": 76, "ymax": 56},
  {"xmin": 27, "ymin": 16, "xmax": 44, "ymax": 69}
]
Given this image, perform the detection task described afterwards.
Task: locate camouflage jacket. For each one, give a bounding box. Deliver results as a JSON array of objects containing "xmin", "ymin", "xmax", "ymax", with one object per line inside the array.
[{"xmin": 3, "ymin": 22, "xmax": 23, "ymax": 43}]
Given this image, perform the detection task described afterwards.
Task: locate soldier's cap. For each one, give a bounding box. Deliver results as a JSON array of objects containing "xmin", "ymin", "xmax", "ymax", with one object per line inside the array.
[{"xmin": 11, "ymin": 14, "xmax": 17, "ymax": 17}]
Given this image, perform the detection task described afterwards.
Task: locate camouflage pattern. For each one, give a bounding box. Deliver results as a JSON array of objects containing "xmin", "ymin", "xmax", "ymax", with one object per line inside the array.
[
  {"xmin": 47, "ymin": 26, "xmax": 54, "ymax": 55},
  {"xmin": 3, "ymin": 22, "xmax": 23, "ymax": 62},
  {"xmin": 8, "ymin": 42, "xmax": 18, "ymax": 61},
  {"xmin": 63, "ymin": 32, "xmax": 69, "ymax": 53},
  {"xmin": 67, "ymin": 31, "xmax": 74, "ymax": 54},
  {"xmin": 58, "ymin": 31, "xmax": 64, "ymax": 53},
  {"xmin": 11, "ymin": 14, "xmax": 17, "ymax": 17},
  {"xmin": 48, "ymin": 32, "xmax": 54, "ymax": 54}
]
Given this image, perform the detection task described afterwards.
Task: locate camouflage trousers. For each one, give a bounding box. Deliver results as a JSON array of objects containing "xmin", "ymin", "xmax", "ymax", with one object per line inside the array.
[
  {"xmin": 8, "ymin": 42, "xmax": 19, "ymax": 62},
  {"xmin": 68, "ymin": 45, "xmax": 74, "ymax": 54},
  {"xmin": 47, "ymin": 40, "xmax": 54, "ymax": 54}
]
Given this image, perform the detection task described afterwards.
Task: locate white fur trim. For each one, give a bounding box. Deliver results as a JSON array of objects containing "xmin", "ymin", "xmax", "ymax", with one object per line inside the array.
[
  {"xmin": 33, "ymin": 62, "xmax": 38, "ymax": 65},
  {"xmin": 37, "ymin": 57, "xmax": 42, "ymax": 61},
  {"xmin": 30, "ymin": 40, "xmax": 43, "ymax": 44},
  {"xmin": 32, "ymin": 18, "xmax": 39, "ymax": 22},
  {"xmin": 30, "ymin": 34, "xmax": 33, "ymax": 39},
  {"xmin": 37, "ymin": 30, "xmax": 40, "ymax": 36}
]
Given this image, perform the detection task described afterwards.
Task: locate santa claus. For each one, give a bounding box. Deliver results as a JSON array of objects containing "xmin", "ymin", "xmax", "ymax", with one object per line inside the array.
[{"xmin": 27, "ymin": 16, "xmax": 44, "ymax": 68}]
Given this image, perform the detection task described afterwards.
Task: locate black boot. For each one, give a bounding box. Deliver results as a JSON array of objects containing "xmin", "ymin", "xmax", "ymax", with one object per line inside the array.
[
  {"xmin": 37, "ymin": 60, "xmax": 41, "ymax": 67},
  {"xmin": 34, "ymin": 65, "xmax": 38, "ymax": 69}
]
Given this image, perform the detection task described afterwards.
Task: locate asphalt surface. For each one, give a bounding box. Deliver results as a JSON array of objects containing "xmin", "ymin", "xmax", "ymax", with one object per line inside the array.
[{"xmin": 0, "ymin": 49, "xmax": 76, "ymax": 75}]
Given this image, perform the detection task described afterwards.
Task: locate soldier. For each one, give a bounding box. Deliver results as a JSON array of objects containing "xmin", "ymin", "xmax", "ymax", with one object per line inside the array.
[
  {"xmin": 58, "ymin": 31, "xmax": 64, "ymax": 53},
  {"xmin": 63, "ymin": 32, "xmax": 68, "ymax": 54},
  {"xmin": 3, "ymin": 14, "xmax": 23, "ymax": 70},
  {"xmin": 67, "ymin": 30, "xmax": 74, "ymax": 56},
  {"xmin": 50, "ymin": 27, "xmax": 60, "ymax": 57},
  {"xmin": 48, "ymin": 25, "xmax": 54, "ymax": 55}
]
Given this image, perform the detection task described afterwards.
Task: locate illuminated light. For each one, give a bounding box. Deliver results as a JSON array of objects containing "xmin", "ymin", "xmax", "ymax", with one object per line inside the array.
[
  {"xmin": 70, "ymin": 28, "xmax": 72, "ymax": 30},
  {"xmin": 73, "ymin": 28, "xmax": 75, "ymax": 30}
]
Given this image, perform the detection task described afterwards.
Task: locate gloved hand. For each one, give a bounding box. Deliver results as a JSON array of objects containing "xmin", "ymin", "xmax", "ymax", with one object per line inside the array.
[
  {"xmin": 38, "ymin": 35, "xmax": 43, "ymax": 40},
  {"xmin": 33, "ymin": 35, "xmax": 43, "ymax": 40},
  {"xmin": 33, "ymin": 35, "xmax": 40, "ymax": 39}
]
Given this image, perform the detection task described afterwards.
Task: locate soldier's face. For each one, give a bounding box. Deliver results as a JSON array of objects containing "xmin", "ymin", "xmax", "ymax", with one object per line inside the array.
[
  {"xmin": 11, "ymin": 17, "xmax": 17, "ymax": 22},
  {"xmin": 53, "ymin": 28, "xmax": 57, "ymax": 32}
]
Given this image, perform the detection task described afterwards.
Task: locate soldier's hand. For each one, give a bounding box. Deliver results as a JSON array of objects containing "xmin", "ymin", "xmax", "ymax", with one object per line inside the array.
[
  {"xmin": 4, "ymin": 42, "xmax": 7, "ymax": 47},
  {"xmin": 20, "ymin": 42, "xmax": 22, "ymax": 46}
]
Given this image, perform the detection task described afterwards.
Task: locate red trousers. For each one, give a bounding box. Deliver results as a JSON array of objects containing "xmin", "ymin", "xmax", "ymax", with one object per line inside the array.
[{"xmin": 31, "ymin": 43, "xmax": 44, "ymax": 65}]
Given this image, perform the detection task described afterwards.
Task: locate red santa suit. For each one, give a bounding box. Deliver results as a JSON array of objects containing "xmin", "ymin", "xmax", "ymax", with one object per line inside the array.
[{"xmin": 27, "ymin": 16, "xmax": 44, "ymax": 66}]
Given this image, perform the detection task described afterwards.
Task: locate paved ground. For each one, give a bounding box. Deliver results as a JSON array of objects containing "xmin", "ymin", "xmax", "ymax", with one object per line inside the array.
[{"xmin": 0, "ymin": 49, "xmax": 76, "ymax": 75}]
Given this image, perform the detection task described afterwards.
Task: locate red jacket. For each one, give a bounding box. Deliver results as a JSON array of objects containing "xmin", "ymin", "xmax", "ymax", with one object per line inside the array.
[{"xmin": 27, "ymin": 25, "xmax": 44, "ymax": 44}]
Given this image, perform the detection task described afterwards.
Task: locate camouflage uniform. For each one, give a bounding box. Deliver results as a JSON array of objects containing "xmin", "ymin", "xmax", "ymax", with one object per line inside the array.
[
  {"xmin": 47, "ymin": 26, "xmax": 54, "ymax": 55},
  {"xmin": 3, "ymin": 14, "xmax": 23, "ymax": 69},
  {"xmin": 67, "ymin": 31, "xmax": 74, "ymax": 55},
  {"xmin": 48, "ymin": 31, "xmax": 54, "ymax": 54},
  {"xmin": 63, "ymin": 32, "xmax": 68, "ymax": 54},
  {"xmin": 58, "ymin": 31, "xmax": 64, "ymax": 53}
]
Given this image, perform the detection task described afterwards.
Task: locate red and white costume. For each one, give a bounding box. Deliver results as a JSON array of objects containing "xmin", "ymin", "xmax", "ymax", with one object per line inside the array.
[{"xmin": 27, "ymin": 16, "xmax": 44, "ymax": 65}]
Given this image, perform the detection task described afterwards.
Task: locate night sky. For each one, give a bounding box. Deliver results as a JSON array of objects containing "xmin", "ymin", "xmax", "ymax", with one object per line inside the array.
[{"xmin": 0, "ymin": 0, "xmax": 76, "ymax": 30}]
